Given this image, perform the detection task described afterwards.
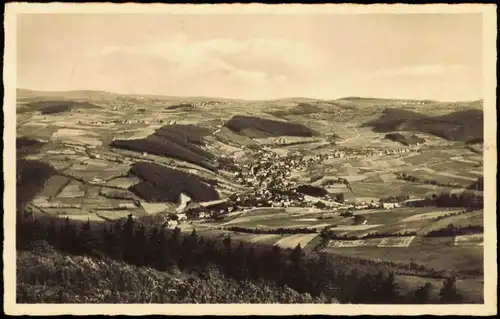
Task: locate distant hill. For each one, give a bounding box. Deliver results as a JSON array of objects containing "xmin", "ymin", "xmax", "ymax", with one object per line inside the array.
[
  {"xmin": 17, "ymin": 137, "xmax": 44, "ymax": 149},
  {"xmin": 363, "ymin": 108, "xmax": 483, "ymax": 142},
  {"xmin": 224, "ymin": 115, "xmax": 317, "ymax": 138},
  {"xmin": 467, "ymin": 177, "xmax": 484, "ymax": 192},
  {"xmin": 129, "ymin": 162, "xmax": 220, "ymax": 203},
  {"xmin": 17, "ymin": 89, "xmax": 118, "ymax": 102},
  {"xmin": 20, "ymin": 100, "xmax": 101, "ymax": 115},
  {"xmin": 165, "ymin": 103, "xmax": 194, "ymax": 110},
  {"xmin": 110, "ymin": 124, "xmax": 217, "ymax": 171},
  {"xmin": 384, "ymin": 133, "xmax": 425, "ymax": 146},
  {"xmin": 17, "ymin": 159, "xmax": 57, "ymax": 211},
  {"xmin": 269, "ymin": 102, "xmax": 325, "ymax": 117}
]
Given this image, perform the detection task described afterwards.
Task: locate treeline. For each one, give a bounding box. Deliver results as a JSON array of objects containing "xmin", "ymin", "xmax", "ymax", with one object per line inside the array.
[
  {"xmin": 26, "ymin": 101, "xmax": 100, "ymax": 114},
  {"xmin": 128, "ymin": 162, "xmax": 220, "ymax": 203},
  {"xmin": 467, "ymin": 177, "xmax": 484, "ymax": 191},
  {"xmin": 225, "ymin": 115, "xmax": 317, "ymax": 138},
  {"xmin": 425, "ymin": 224, "xmax": 483, "ymax": 237},
  {"xmin": 407, "ymin": 192, "xmax": 483, "ymax": 209},
  {"xmin": 15, "ymin": 213, "xmax": 464, "ymax": 304},
  {"xmin": 17, "ymin": 137, "xmax": 44, "ymax": 149},
  {"xmin": 432, "ymin": 209, "xmax": 470, "ymax": 222},
  {"xmin": 110, "ymin": 124, "xmax": 217, "ymax": 172},
  {"xmin": 397, "ymin": 172, "xmax": 463, "ymax": 188},
  {"xmin": 224, "ymin": 226, "xmax": 317, "ymax": 235},
  {"xmin": 380, "ymin": 195, "xmax": 410, "ymax": 203},
  {"xmin": 17, "ymin": 242, "xmax": 327, "ymax": 304},
  {"xmin": 384, "ymin": 133, "xmax": 424, "ymax": 146},
  {"xmin": 320, "ymin": 228, "xmax": 417, "ymax": 241}
]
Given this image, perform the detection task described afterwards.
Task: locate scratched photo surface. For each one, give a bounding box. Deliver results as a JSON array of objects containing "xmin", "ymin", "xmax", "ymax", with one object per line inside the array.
[{"xmin": 5, "ymin": 3, "xmax": 497, "ymax": 316}]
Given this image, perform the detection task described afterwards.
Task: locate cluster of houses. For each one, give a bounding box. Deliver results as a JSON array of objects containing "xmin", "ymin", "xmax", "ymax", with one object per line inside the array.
[
  {"xmin": 82, "ymin": 119, "xmax": 173, "ymax": 125},
  {"xmin": 165, "ymin": 144, "xmax": 413, "ymax": 225},
  {"xmin": 189, "ymin": 100, "xmax": 229, "ymax": 107},
  {"xmin": 384, "ymin": 148, "xmax": 413, "ymax": 155}
]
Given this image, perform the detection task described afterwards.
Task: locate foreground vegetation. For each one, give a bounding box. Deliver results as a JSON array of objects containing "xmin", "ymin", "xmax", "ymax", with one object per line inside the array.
[
  {"xmin": 17, "ymin": 211, "xmax": 466, "ymax": 304},
  {"xmin": 18, "ymin": 241, "xmax": 328, "ymax": 303}
]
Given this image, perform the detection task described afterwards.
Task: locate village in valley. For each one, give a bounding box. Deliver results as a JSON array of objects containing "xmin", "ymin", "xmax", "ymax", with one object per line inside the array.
[{"xmin": 16, "ymin": 89, "xmax": 485, "ymax": 303}]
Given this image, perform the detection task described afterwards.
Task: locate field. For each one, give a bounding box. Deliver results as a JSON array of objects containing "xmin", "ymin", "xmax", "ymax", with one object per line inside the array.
[
  {"xmin": 396, "ymin": 275, "xmax": 483, "ymax": 303},
  {"xmin": 325, "ymin": 244, "xmax": 483, "ymax": 276},
  {"xmin": 16, "ymin": 90, "xmax": 485, "ymax": 304},
  {"xmin": 274, "ymin": 234, "xmax": 319, "ymax": 249},
  {"xmin": 198, "ymin": 206, "xmax": 484, "ymax": 275}
]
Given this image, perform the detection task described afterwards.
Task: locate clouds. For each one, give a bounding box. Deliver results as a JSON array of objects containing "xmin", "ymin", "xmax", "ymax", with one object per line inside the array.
[
  {"xmin": 366, "ymin": 64, "xmax": 467, "ymax": 78},
  {"xmin": 79, "ymin": 33, "xmax": 330, "ymax": 99},
  {"xmin": 17, "ymin": 14, "xmax": 483, "ymax": 101}
]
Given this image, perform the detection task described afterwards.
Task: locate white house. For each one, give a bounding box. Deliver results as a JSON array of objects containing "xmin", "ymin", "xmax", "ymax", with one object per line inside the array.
[{"xmin": 383, "ymin": 202, "xmax": 397, "ymax": 209}]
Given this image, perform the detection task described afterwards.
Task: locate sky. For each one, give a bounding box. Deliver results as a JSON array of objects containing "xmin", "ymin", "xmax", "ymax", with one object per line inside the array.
[{"xmin": 17, "ymin": 13, "xmax": 484, "ymax": 101}]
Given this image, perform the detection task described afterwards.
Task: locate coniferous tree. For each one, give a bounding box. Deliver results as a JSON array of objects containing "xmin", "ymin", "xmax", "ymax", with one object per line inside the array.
[
  {"xmin": 147, "ymin": 227, "xmax": 160, "ymax": 268},
  {"xmin": 222, "ymin": 234, "xmax": 232, "ymax": 276},
  {"xmin": 287, "ymin": 244, "xmax": 308, "ymax": 292},
  {"xmin": 246, "ymin": 245, "xmax": 258, "ymax": 279},
  {"xmin": 232, "ymin": 242, "xmax": 248, "ymax": 279},
  {"xmin": 101, "ymin": 225, "xmax": 110, "ymax": 254},
  {"xmin": 121, "ymin": 214, "xmax": 135, "ymax": 264},
  {"xmin": 169, "ymin": 226, "xmax": 182, "ymax": 264},
  {"xmin": 343, "ymin": 269, "xmax": 360, "ymax": 303},
  {"xmin": 379, "ymin": 272, "xmax": 400, "ymax": 303},
  {"xmin": 47, "ymin": 218, "xmax": 60, "ymax": 247},
  {"xmin": 413, "ymin": 282, "xmax": 433, "ymax": 304},
  {"xmin": 60, "ymin": 217, "xmax": 78, "ymax": 253},
  {"xmin": 269, "ymin": 245, "xmax": 286, "ymax": 285},
  {"xmin": 179, "ymin": 229, "xmax": 199, "ymax": 270},
  {"xmin": 439, "ymin": 276, "xmax": 463, "ymax": 304},
  {"xmin": 32, "ymin": 218, "xmax": 41, "ymax": 243},
  {"xmin": 157, "ymin": 228, "xmax": 171, "ymax": 271},
  {"xmin": 134, "ymin": 224, "xmax": 148, "ymax": 266},
  {"xmin": 202, "ymin": 239, "xmax": 218, "ymax": 264},
  {"xmin": 77, "ymin": 218, "xmax": 95, "ymax": 255}
]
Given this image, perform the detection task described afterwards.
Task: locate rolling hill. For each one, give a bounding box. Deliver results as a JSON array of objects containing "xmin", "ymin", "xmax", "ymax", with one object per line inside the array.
[
  {"xmin": 110, "ymin": 124, "xmax": 217, "ymax": 172},
  {"xmin": 363, "ymin": 108, "xmax": 483, "ymax": 142},
  {"xmin": 19, "ymin": 100, "xmax": 101, "ymax": 114},
  {"xmin": 384, "ymin": 133, "xmax": 425, "ymax": 146},
  {"xmin": 224, "ymin": 115, "xmax": 318, "ymax": 138},
  {"xmin": 129, "ymin": 162, "xmax": 220, "ymax": 203}
]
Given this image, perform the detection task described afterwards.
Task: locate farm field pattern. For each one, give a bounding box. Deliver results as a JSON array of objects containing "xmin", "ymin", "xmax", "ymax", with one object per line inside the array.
[{"xmin": 16, "ymin": 89, "xmax": 484, "ymax": 303}]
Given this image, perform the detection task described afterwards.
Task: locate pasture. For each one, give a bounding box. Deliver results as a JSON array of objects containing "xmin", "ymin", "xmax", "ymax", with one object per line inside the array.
[
  {"xmin": 404, "ymin": 169, "xmax": 474, "ymax": 187},
  {"xmin": 325, "ymin": 243, "xmax": 483, "ymax": 276},
  {"xmin": 419, "ymin": 210, "xmax": 483, "ymax": 234},
  {"xmin": 38, "ymin": 175, "xmax": 71, "ymax": 197},
  {"xmin": 403, "ymin": 150, "xmax": 454, "ymax": 165},
  {"xmin": 377, "ymin": 236, "xmax": 416, "ymax": 247},
  {"xmin": 430, "ymin": 160, "xmax": 482, "ymax": 177},
  {"xmin": 396, "ymin": 275, "xmax": 483, "ymax": 303},
  {"xmin": 57, "ymin": 180, "xmax": 86, "ymax": 198},
  {"xmin": 350, "ymin": 180, "xmax": 409, "ymax": 197},
  {"xmin": 96, "ymin": 210, "xmax": 139, "ymax": 221},
  {"xmin": 454, "ymin": 234, "xmax": 484, "ymax": 246},
  {"xmin": 274, "ymin": 233, "xmax": 319, "ymax": 249}
]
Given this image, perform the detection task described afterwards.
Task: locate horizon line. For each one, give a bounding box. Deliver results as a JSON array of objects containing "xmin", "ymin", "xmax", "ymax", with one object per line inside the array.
[{"xmin": 16, "ymin": 88, "xmax": 484, "ymax": 104}]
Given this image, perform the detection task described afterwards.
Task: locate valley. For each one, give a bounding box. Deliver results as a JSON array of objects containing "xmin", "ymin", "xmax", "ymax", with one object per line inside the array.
[{"xmin": 16, "ymin": 89, "xmax": 485, "ymax": 303}]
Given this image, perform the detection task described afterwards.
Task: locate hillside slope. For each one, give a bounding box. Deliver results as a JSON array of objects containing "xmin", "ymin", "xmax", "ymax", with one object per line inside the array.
[
  {"xmin": 129, "ymin": 162, "xmax": 220, "ymax": 203},
  {"xmin": 225, "ymin": 115, "xmax": 317, "ymax": 138},
  {"xmin": 363, "ymin": 108, "xmax": 483, "ymax": 142},
  {"xmin": 110, "ymin": 124, "xmax": 217, "ymax": 171},
  {"xmin": 17, "ymin": 242, "xmax": 327, "ymax": 304},
  {"xmin": 20, "ymin": 100, "xmax": 101, "ymax": 114}
]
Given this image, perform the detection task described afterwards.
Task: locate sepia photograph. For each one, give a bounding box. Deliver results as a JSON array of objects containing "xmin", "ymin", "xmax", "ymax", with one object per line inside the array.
[{"xmin": 3, "ymin": 3, "xmax": 497, "ymax": 316}]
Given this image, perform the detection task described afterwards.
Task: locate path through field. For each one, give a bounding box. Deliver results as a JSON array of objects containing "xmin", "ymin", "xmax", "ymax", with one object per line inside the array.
[
  {"xmin": 420, "ymin": 167, "xmax": 478, "ymax": 181},
  {"xmin": 273, "ymin": 233, "xmax": 318, "ymax": 249},
  {"xmin": 337, "ymin": 126, "xmax": 360, "ymax": 145}
]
